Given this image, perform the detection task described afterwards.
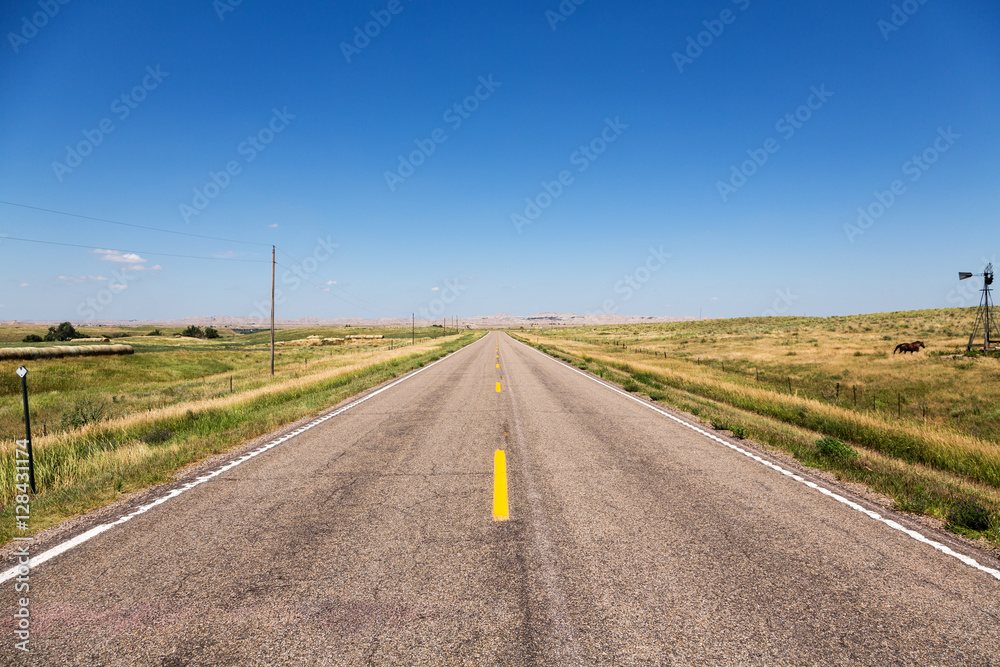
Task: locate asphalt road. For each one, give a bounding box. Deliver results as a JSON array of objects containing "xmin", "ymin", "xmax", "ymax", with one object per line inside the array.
[{"xmin": 4, "ymin": 332, "xmax": 1000, "ymax": 665}]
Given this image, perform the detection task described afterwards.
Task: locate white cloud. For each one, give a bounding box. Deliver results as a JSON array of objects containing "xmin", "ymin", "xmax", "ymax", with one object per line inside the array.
[
  {"xmin": 711, "ymin": 296, "xmax": 719, "ymax": 301},
  {"xmin": 90, "ymin": 249, "xmax": 149, "ymax": 265},
  {"xmin": 18, "ymin": 282, "xmax": 29, "ymax": 287},
  {"xmin": 268, "ymin": 223, "xmax": 279, "ymax": 228},
  {"xmin": 326, "ymin": 280, "xmax": 337, "ymax": 285},
  {"xmin": 430, "ymin": 286, "xmax": 440, "ymax": 291}
]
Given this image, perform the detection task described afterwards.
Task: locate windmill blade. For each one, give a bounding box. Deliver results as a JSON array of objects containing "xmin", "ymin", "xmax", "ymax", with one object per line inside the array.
[{"xmin": 959, "ymin": 272, "xmax": 973, "ymax": 280}]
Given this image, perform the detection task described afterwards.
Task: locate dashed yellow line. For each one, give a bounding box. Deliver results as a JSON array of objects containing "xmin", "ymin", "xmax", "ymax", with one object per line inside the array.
[
  {"xmin": 496, "ymin": 381, "xmax": 501, "ymax": 392},
  {"xmin": 493, "ymin": 449, "xmax": 509, "ymax": 521}
]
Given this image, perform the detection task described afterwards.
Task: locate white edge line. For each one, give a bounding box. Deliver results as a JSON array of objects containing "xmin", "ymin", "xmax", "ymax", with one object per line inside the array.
[
  {"xmin": 513, "ymin": 335, "xmax": 1000, "ymax": 582},
  {"xmin": 0, "ymin": 337, "xmax": 485, "ymax": 583}
]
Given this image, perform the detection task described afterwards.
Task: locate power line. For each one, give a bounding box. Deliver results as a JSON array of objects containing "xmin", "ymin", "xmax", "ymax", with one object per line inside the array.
[
  {"xmin": 0, "ymin": 200, "xmax": 272, "ymax": 247},
  {"xmin": 1, "ymin": 235, "xmax": 268, "ymax": 262}
]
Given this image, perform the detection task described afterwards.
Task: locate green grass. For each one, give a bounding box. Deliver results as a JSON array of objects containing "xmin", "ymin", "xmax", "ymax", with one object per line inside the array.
[{"xmin": 0, "ymin": 326, "xmax": 459, "ymax": 441}]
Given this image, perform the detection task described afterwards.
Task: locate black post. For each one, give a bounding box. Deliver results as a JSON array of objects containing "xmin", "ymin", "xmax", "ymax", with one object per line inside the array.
[
  {"xmin": 17, "ymin": 367, "xmax": 36, "ymax": 494},
  {"xmin": 836, "ymin": 382, "xmax": 840, "ymax": 399}
]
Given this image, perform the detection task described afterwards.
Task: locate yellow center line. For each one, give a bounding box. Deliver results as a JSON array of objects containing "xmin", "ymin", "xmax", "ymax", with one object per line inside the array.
[
  {"xmin": 496, "ymin": 381, "xmax": 501, "ymax": 392},
  {"xmin": 493, "ymin": 449, "xmax": 509, "ymax": 521}
]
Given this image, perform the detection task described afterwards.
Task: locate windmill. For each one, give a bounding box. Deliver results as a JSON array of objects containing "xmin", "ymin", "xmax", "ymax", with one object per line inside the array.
[{"xmin": 958, "ymin": 262, "xmax": 999, "ymax": 352}]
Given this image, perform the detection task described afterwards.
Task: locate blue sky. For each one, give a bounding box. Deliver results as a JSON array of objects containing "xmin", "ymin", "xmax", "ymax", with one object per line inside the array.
[{"xmin": 1, "ymin": 0, "xmax": 997, "ymax": 322}]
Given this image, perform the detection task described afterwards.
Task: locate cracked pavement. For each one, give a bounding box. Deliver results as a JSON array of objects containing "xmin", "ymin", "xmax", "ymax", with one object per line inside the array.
[{"xmin": 3, "ymin": 332, "xmax": 999, "ymax": 665}]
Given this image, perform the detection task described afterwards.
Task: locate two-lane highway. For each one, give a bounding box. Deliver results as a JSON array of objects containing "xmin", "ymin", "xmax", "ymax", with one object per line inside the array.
[{"xmin": 4, "ymin": 332, "xmax": 999, "ymax": 665}]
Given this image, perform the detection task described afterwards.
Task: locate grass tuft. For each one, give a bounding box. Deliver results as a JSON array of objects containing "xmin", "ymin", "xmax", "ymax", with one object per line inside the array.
[{"xmin": 816, "ymin": 436, "xmax": 857, "ymax": 461}]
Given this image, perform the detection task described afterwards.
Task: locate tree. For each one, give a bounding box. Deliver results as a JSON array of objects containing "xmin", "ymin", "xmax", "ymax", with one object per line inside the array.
[
  {"xmin": 205, "ymin": 327, "xmax": 219, "ymax": 339},
  {"xmin": 181, "ymin": 325, "xmax": 204, "ymax": 338},
  {"xmin": 147, "ymin": 329, "xmax": 162, "ymax": 336},
  {"xmin": 44, "ymin": 322, "xmax": 81, "ymax": 341},
  {"xmin": 22, "ymin": 334, "xmax": 43, "ymax": 343}
]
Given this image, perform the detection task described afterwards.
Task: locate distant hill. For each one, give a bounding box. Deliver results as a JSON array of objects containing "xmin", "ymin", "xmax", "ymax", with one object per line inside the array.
[{"xmin": 2, "ymin": 313, "xmax": 702, "ymax": 328}]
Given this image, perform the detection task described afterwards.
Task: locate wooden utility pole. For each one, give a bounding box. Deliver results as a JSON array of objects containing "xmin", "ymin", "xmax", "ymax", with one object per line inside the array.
[
  {"xmin": 270, "ymin": 245, "xmax": 275, "ymax": 376},
  {"xmin": 412, "ymin": 313, "xmax": 415, "ymax": 345}
]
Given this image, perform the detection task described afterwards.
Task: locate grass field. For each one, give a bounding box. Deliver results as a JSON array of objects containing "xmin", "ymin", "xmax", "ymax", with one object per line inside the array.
[
  {"xmin": 0, "ymin": 326, "xmax": 483, "ymax": 545},
  {"xmin": 512, "ymin": 307, "xmax": 1000, "ymax": 547}
]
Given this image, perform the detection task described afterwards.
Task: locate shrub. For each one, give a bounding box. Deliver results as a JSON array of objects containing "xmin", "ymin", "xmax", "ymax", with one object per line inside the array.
[
  {"xmin": 947, "ymin": 501, "xmax": 992, "ymax": 532},
  {"xmin": 147, "ymin": 329, "xmax": 162, "ymax": 336},
  {"xmin": 22, "ymin": 334, "xmax": 43, "ymax": 342},
  {"xmin": 205, "ymin": 327, "xmax": 220, "ymax": 339},
  {"xmin": 816, "ymin": 436, "xmax": 857, "ymax": 461},
  {"xmin": 181, "ymin": 325, "xmax": 204, "ymax": 338},
  {"xmin": 59, "ymin": 397, "xmax": 108, "ymax": 429},
  {"xmin": 622, "ymin": 380, "xmax": 640, "ymax": 392},
  {"xmin": 44, "ymin": 321, "xmax": 81, "ymax": 341},
  {"xmin": 730, "ymin": 425, "xmax": 748, "ymax": 439}
]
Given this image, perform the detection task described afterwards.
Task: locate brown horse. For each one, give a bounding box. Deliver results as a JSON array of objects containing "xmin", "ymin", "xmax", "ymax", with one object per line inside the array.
[{"xmin": 893, "ymin": 341, "xmax": 925, "ymax": 354}]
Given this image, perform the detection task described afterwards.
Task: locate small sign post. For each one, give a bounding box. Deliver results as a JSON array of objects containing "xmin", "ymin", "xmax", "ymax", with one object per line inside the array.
[{"xmin": 16, "ymin": 366, "xmax": 36, "ymax": 493}]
